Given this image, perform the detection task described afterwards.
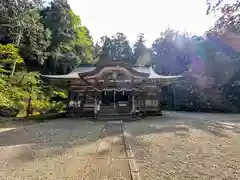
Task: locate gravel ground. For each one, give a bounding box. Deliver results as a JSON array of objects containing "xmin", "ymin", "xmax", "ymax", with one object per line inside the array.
[
  {"xmin": 124, "ymin": 111, "xmax": 240, "ymax": 180},
  {"xmin": 0, "ymin": 120, "xmax": 131, "ymax": 180},
  {"xmin": 2, "ymin": 112, "xmax": 240, "ymax": 180},
  {"xmin": 0, "ymin": 119, "xmax": 105, "ymax": 179}
]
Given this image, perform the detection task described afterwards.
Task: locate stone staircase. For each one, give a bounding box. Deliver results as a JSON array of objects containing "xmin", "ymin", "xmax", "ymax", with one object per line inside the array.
[
  {"xmin": 99, "ymin": 105, "xmax": 116, "ymax": 115},
  {"xmin": 98, "ymin": 104, "xmax": 138, "ymax": 121}
]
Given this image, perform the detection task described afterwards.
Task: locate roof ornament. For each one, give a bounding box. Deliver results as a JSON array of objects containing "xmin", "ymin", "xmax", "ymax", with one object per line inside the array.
[{"xmin": 112, "ymin": 72, "xmax": 117, "ymax": 79}]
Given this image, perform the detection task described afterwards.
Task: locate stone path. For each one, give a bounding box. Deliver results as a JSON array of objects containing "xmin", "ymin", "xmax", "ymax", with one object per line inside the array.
[{"xmin": 79, "ymin": 121, "xmax": 135, "ymax": 180}]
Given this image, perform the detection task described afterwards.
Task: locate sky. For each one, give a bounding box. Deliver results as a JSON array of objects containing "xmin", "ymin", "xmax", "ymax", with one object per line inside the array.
[{"xmin": 68, "ymin": 0, "xmax": 216, "ymax": 47}]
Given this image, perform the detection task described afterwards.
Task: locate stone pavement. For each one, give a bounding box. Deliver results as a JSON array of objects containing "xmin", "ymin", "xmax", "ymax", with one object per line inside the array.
[{"xmin": 78, "ymin": 121, "xmax": 133, "ymax": 180}]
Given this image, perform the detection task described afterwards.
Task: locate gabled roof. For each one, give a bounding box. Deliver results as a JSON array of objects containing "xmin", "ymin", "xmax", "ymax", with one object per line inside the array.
[
  {"xmin": 41, "ymin": 64, "xmax": 183, "ymax": 81},
  {"xmin": 41, "ymin": 67, "xmax": 96, "ymax": 79},
  {"xmin": 133, "ymin": 66, "xmax": 183, "ymax": 79}
]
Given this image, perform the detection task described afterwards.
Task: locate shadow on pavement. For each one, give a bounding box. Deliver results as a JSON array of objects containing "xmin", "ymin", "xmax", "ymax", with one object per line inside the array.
[{"xmin": 126, "ymin": 112, "xmax": 240, "ymax": 138}]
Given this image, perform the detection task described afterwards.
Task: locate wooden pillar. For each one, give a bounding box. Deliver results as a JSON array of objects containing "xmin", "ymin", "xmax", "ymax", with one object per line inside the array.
[
  {"xmin": 158, "ymin": 90, "xmax": 161, "ymax": 110},
  {"xmin": 94, "ymin": 91, "xmax": 100, "ymax": 117},
  {"xmin": 99, "ymin": 90, "xmax": 102, "ymax": 112},
  {"xmin": 97, "ymin": 91, "xmax": 101, "ymax": 113},
  {"xmin": 132, "ymin": 91, "xmax": 135, "ymax": 114},
  {"xmin": 143, "ymin": 91, "xmax": 146, "ymax": 115},
  {"xmin": 113, "ymin": 90, "xmax": 116, "ymax": 109},
  {"xmin": 68, "ymin": 90, "xmax": 72, "ymax": 108},
  {"xmin": 77, "ymin": 92, "xmax": 80, "ymax": 108},
  {"xmin": 80, "ymin": 92, "xmax": 85, "ymax": 113},
  {"xmin": 67, "ymin": 90, "xmax": 70, "ymax": 109},
  {"xmin": 94, "ymin": 94, "xmax": 97, "ymax": 116},
  {"xmin": 67, "ymin": 89, "xmax": 74, "ymax": 116},
  {"xmin": 74, "ymin": 92, "xmax": 77, "ymax": 108},
  {"xmin": 69, "ymin": 91, "xmax": 75, "ymax": 108}
]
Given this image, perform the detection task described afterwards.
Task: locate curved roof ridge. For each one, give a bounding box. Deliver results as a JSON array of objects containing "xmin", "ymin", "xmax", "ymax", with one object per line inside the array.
[
  {"xmin": 148, "ymin": 66, "xmax": 183, "ymax": 79},
  {"xmin": 42, "ymin": 66, "xmax": 96, "ymax": 79}
]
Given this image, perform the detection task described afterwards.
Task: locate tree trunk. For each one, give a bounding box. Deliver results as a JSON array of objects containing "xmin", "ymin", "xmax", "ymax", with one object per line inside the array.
[
  {"xmin": 26, "ymin": 87, "xmax": 33, "ymax": 117},
  {"xmin": 11, "ymin": 21, "xmax": 23, "ymax": 76}
]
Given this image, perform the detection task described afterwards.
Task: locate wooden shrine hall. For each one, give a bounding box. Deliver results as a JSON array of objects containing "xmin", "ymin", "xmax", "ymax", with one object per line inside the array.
[{"xmin": 42, "ymin": 59, "xmax": 183, "ymax": 118}]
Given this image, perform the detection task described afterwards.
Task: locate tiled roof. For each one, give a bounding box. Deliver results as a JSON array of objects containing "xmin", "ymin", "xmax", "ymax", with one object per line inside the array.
[
  {"xmin": 41, "ymin": 67, "xmax": 96, "ymax": 79},
  {"xmin": 133, "ymin": 66, "xmax": 183, "ymax": 79},
  {"xmin": 42, "ymin": 66, "xmax": 182, "ymax": 80}
]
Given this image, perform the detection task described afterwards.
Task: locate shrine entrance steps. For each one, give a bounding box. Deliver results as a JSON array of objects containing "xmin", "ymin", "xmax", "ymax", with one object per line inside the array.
[
  {"xmin": 100, "ymin": 104, "xmax": 131, "ymax": 114},
  {"xmin": 98, "ymin": 104, "xmax": 135, "ymax": 121},
  {"xmin": 97, "ymin": 113, "xmax": 140, "ymax": 121}
]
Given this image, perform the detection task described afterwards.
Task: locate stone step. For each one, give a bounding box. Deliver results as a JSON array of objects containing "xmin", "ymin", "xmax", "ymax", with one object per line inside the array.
[
  {"xmin": 97, "ymin": 114, "xmax": 139, "ymax": 121},
  {"xmin": 99, "ymin": 113, "xmax": 131, "ymax": 116}
]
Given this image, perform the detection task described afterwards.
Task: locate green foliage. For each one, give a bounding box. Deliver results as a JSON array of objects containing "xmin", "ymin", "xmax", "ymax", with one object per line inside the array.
[
  {"xmin": 0, "ymin": 0, "xmax": 51, "ymax": 69},
  {"xmin": 53, "ymin": 89, "xmax": 67, "ymax": 99},
  {"xmin": 0, "ymin": 44, "xmax": 23, "ymax": 74},
  {"xmin": 0, "ymin": 44, "xmax": 25, "ymax": 109},
  {"xmin": 41, "ymin": 0, "xmax": 94, "ymax": 74},
  {"xmin": 0, "ymin": 0, "xmax": 240, "ymax": 116},
  {"xmin": 69, "ymin": 10, "xmax": 93, "ymax": 64},
  {"xmin": 0, "ymin": 44, "xmax": 23, "ymax": 64},
  {"xmin": 0, "ymin": 0, "xmax": 90, "ymax": 118},
  {"xmin": 0, "ymin": 59, "xmax": 67, "ymax": 117}
]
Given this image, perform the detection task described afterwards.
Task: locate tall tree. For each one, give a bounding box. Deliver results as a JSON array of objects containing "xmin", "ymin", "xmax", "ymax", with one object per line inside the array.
[
  {"xmin": 41, "ymin": 0, "xmax": 94, "ymax": 74},
  {"xmin": 133, "ymin": 33, "xmax": 150, "ymax": 66},
  {"xmin": 151, "ymin": 29, "xmax": 190, "ymax": 75},
  {"xmin": 205, "ymin": 0, "xmax": 240, "ymax": 82},
  {"xmin": 0, "ymin": 0, "xmax": 51, "ymax": 73},
  {"xmin": 207, "ymin": 0, "xmax": 239, "ymax": 32},
  {"xmin": 99, "ymin": 33, "xmax": 133, "ymax": 64}
]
